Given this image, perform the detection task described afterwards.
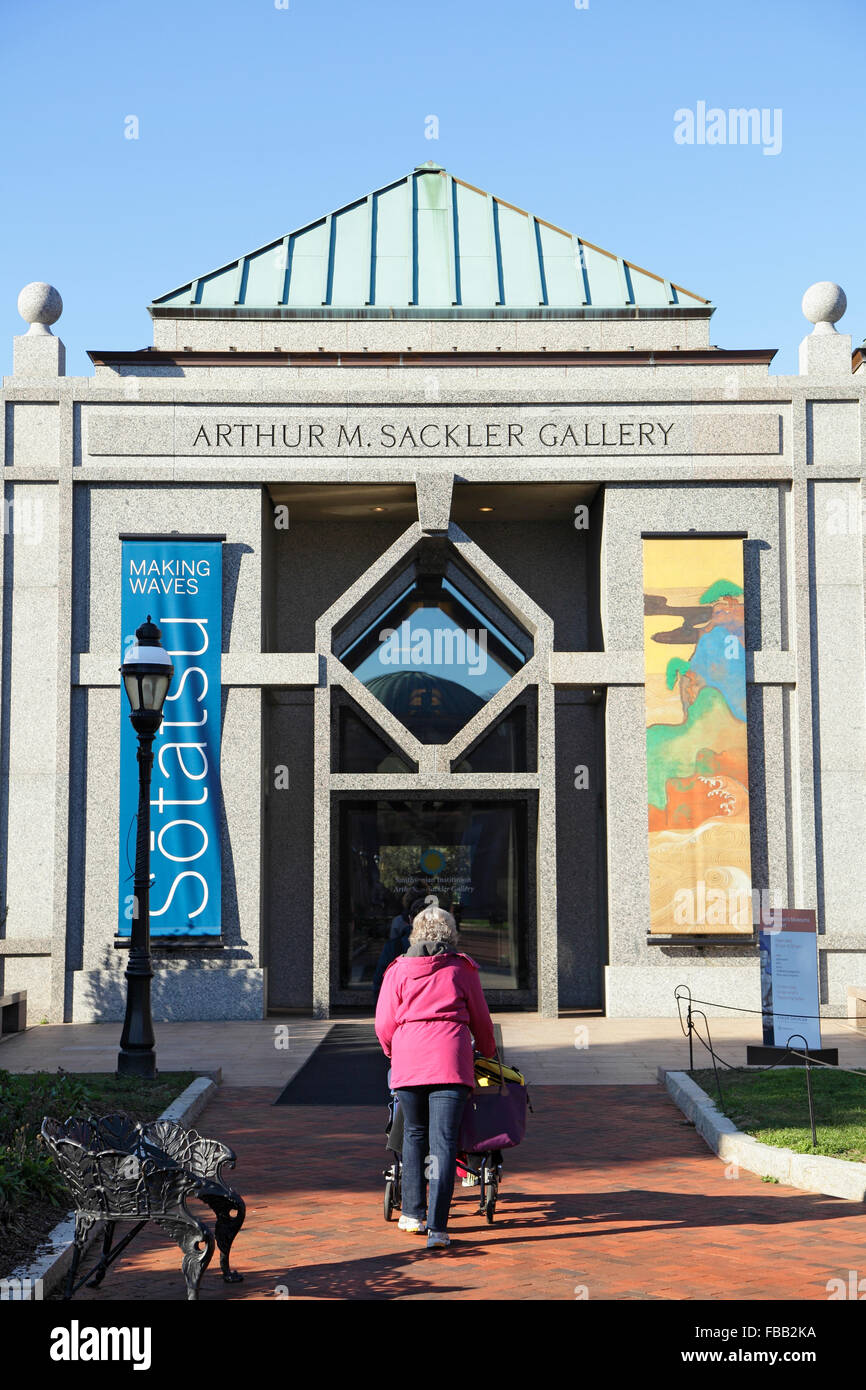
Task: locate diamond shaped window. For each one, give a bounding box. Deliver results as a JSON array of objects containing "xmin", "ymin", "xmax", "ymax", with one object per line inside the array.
[{"xmin": 337, "ymin": 555, "xmax": 529, "ymax": 745}]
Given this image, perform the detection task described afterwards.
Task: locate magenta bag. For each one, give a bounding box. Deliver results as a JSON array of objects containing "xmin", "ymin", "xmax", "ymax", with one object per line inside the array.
[{"xmin": 458, "ymin": 1057, "xmax": 529, "ymax": 1152}]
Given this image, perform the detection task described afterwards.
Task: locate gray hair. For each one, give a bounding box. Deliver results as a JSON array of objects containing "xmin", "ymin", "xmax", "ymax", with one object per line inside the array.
[{"xmin": 409, "ymin": 898, "xmax": 458, "ymax": 947}]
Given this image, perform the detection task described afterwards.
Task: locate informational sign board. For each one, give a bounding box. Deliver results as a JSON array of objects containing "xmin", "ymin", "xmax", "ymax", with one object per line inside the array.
[
  {"xmin": 759, "ymin": 909, "xmax": 821, "ymax": 1049},
  {"xmin": 118, "ymin": 540, "xmax": 223, "ymax": 938}
]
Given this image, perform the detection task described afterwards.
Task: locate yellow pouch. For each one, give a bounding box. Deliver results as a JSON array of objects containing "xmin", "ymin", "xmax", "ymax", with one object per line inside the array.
[{"xmin": 473, "ymin": 1055, "xmax": 525, "ymax": 1087}]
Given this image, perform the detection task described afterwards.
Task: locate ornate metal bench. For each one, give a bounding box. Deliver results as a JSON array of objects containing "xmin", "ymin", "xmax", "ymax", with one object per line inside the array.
[{"xmin": 40, "ymin": 1113, "xmax": 245, "ymax": 1300}]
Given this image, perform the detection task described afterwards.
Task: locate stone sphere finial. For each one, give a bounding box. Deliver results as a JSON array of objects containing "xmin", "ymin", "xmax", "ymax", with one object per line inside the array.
[
  {"xmin": 17, "ymin": 282, "xmax": 63, "ymax": 336},
  {"xmin": 802, "ymin": 281, "xmax": 846, "ymax": 334}
]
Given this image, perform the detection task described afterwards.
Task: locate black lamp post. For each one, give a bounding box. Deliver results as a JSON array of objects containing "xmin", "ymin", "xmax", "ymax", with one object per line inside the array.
[{"xmin": 117, "ymin": 616, "xmax": 174, "ymax": 1079}]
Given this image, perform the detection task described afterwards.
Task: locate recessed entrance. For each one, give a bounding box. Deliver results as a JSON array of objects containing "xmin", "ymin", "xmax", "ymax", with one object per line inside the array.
[
  {"xmin": 312, "ymin": 508, "xmax": 553, "ymax": 1017},
  {"xmin": 338, "ymin": 799, "xmax": 529, "ymax": 995}
]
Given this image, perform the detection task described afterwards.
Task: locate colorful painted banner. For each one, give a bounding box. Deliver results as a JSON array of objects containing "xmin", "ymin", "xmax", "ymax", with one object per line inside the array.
[
  {"xmin": 643, "ymin": 538, "xmax": 752, "ymax": 935},
  {"xmin": 118, "ymin": 540, "xmax": 222, "ymax": 938}
]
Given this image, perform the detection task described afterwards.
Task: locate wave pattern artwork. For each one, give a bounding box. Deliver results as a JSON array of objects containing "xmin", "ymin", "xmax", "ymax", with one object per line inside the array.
[{"xmin": 643, "ymin": 538, "xmax": 752, "ymax": 935}]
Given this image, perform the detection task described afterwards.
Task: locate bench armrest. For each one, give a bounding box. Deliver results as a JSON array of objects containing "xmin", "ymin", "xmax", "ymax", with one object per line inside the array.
[{"xmin": 142, "ymin": 1121, "xmax": 237, "ymax": 1186}]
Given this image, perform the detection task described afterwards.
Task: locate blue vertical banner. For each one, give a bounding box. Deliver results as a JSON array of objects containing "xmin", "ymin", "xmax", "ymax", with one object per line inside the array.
[{"xmin": 118, "ymin": 540, "xmax": 223, "ymax": 938}]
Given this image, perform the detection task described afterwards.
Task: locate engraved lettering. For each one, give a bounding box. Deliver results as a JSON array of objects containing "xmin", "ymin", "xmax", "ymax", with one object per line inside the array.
[{"xmin": 337, "ymin": 424, "xmax": 362, "ymax": 448}]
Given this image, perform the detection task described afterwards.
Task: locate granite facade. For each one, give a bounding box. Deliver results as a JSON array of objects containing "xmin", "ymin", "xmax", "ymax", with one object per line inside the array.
[{"xmin": 1, "ymin": 299, "xmax": 864, "ymax": 1022}]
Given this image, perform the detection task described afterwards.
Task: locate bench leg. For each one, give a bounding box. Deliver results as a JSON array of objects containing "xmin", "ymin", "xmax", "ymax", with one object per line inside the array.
[
  {"xmin": 86, "ymin": 1222, "xmax": 117, "ymax": 1289},
  {"xmin": 63, "ymin": 1213, "xmax": 97, "ymax": 1301},
  {"xmin": 201, "ymin": 1194, "xmax": 245, "ymax": 1283},
  {"xmin": 64, "ymin": 1243, "xmax": 82, "ymax": 1302},
  {"xmin": 157, "ymin": 1217, "xmax": 215, "ymax": 1300}
]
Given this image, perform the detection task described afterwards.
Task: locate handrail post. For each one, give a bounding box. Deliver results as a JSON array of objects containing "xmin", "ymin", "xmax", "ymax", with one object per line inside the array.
[
  {"xmin": 804, "ymin": 1048, "xmax": 818, "ymax": 1148},
  {"xmin": 789, "ymin": 1034, "xmax": 818, "ymax": 1149}
]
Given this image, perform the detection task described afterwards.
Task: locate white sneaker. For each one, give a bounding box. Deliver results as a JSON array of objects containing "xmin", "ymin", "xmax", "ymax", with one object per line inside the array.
[
  {"xmin": 427, "ymin": 1230, "xmax": 451, "ymax": 1250},
  {"xmin": 398, "ymin": 1215, "xmax": 426, "ymax": 1233}
]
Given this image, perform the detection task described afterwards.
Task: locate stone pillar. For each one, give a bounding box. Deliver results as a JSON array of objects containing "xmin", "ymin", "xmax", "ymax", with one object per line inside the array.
[
  {"xmin": 2, "ymin": 286, "xmax": 67, "ymax": 1017},
  {"xmin": 798, "ymin": 281, "xmax": 852, "ymax": 378},
  {"xmin": 797, "ymin": 284, "xmax": 866, "ymax": 1003},
  {"xmin": 12, "ymin": 283, "xmax": 66, "ymax": 379}
]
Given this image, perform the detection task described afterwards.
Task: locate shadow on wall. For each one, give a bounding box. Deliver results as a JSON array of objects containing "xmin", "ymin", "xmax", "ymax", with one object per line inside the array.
[
  {"xmin": 217, "ymin": 685, "xmax": 248, "ymax": 952},
  {"xmin": 221, "ymin": 541, "xmax": 252, "ymax": 651},
  {"xmin": 76, "ymin": 945, "xmax": 264, "ymax": 1023}
]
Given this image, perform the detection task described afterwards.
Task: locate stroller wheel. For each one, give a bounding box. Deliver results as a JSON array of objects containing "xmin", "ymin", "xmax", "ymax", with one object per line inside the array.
[
  {"xmin": 485, "ymin": 1186, "xmax": 497, "ymax": 1223},
  {"xmin": 483, "ymin": 1165, "xmax": 498, "ymax": 1223},
  {"xmin": 384, "ymin": 1176, "xmax": 396, "ymax": 1221}
]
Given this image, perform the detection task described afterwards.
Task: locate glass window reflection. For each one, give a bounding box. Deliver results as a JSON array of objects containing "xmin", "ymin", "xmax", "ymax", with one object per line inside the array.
[
  {"xmin": 340, "ymin": 799, "xmax": 527, "ymax": 991},
  {"xmin": 338, "ymin": 575, "xmax": 528, "ymax": 744}
]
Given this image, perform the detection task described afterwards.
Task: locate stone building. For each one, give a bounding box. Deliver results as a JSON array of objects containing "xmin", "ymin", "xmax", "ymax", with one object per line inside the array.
[{"xmin": 2, "ymin": 162, "xmax": 864, "ymax": 1023}]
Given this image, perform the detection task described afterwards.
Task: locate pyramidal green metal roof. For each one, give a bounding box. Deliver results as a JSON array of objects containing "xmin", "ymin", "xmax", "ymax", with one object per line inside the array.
[{"xmin": 150, "ymin": 163, "xmax": 711, "ymax": 315}]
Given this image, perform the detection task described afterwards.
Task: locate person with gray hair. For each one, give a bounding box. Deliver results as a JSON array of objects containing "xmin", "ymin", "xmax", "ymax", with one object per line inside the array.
[{"xmin": 375, "ymin": 895, "xmax": 496, "ymax": 1250}]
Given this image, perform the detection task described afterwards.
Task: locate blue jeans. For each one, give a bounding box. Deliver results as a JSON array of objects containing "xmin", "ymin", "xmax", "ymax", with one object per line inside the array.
[{"xmin": 396, "ymin": 1084, "xmax": 471, "ymax": 1232}]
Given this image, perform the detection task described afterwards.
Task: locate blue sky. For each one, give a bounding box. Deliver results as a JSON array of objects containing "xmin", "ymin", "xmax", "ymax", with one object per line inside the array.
[{"xmin": 1, "ymin": 0, "xmax": 863, "ymax": 376}]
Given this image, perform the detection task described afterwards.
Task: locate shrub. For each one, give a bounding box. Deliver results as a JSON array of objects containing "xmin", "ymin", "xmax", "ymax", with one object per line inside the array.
[{"xmin": 0, "ymin": 1070, "xmax": 106, "ymax": 1228}]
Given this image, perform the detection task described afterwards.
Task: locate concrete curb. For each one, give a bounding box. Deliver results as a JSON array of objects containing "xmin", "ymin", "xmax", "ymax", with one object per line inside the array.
[
  {"xmin": 1, "ymin": 1073, "xmax": 219, "ymax": 1300},
  {"xmin": 155, "ymin": 1075, "xmax": 218, "ymax": 1128},
  {"xmin": 663, "ymin": 1069, "xmax": 866, "ymax": 1202}
]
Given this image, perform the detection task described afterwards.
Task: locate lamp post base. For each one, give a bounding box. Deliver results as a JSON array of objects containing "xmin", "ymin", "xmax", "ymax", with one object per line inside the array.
[{"xmin": 116, "ymin": 1050, "xmax": 158, "ymax": 1080}]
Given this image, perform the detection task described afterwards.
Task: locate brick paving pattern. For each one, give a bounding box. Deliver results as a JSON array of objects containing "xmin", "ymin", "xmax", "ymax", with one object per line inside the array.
[{"xmin": 64, "ymin": 1082, "xmax": 866, "ymax": 1301}]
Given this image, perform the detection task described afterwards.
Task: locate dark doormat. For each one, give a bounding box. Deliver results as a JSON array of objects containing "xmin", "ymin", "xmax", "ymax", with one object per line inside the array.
[{"xmin": 273, "ymin": 1023, "xmax": 390, "ymax": 1106}]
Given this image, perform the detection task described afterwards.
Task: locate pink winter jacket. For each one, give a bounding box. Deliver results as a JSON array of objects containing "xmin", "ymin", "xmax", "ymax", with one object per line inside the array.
[{"xmin": 375, "ymin": 950, "xmax": 497, "ymax": 1089}]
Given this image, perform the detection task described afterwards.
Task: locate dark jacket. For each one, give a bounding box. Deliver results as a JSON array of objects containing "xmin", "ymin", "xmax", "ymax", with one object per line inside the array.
[{"xmin": 372, "ymin": 917, "xmax": 412, "ymax": 1001}]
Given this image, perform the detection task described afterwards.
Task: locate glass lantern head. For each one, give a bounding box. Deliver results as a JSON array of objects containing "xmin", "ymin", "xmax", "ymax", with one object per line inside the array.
[{"xmin": 120, "ymin": 615, "xmax": 174, "ymax": 732}]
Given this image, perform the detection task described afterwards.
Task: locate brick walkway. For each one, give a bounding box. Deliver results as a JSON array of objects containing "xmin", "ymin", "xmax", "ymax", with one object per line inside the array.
[{"xmin": 67, "ymin": 1083, "xmax": 866, "ymax": 1301}]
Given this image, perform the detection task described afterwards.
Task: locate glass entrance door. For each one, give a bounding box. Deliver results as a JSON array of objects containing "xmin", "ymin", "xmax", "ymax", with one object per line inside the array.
[{"xmin": 339, "ymin": 799, "xmax": 528, "ymax": 993}]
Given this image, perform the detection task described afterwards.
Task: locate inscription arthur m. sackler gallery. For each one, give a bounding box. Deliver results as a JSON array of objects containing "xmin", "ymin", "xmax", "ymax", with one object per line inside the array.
[{"xmin": 188, "ymin": 417, "xmax": 677, "ymax": 453}]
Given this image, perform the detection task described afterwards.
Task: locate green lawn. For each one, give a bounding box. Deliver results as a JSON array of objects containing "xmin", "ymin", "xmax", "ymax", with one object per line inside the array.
[
  {"xmin": 0, "ymin": 1068, "xmax": 197, "ymax": 1246},
  {"xmin": 692, "ymin": 1066, "xmax": 866, "ymax": 1162}
]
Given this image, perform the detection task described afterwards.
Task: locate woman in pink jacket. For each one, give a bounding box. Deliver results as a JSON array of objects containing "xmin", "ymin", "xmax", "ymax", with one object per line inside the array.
[{"xmin": 375, "ymin": 900, "xmax": 496, "ymax": 1250}]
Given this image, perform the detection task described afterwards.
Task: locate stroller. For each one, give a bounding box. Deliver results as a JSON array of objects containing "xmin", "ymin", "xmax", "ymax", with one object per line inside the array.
[{"xmin": 383, "ymin": 1051, "xmax": 529, "ymax": 1225}]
